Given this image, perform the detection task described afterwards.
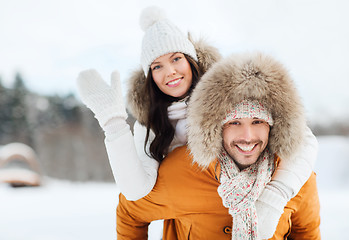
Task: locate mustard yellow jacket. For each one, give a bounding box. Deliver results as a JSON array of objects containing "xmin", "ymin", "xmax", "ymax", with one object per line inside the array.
[{"xmin": 117, "ymin": 146, "xmax": 320, "ymax": 239}]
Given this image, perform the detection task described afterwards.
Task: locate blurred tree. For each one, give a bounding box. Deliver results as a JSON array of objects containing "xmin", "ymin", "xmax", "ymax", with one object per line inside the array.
[
  {"xmin": 6, "ymin": 73, "xmax": 32, "ymax": 144},
  {"xmin": 0, "ymin": 73, "xmax": 113, "ymax": 182},
  {"xmin": 0, "ymin": 77, "xmax": 14, "ymax": 143}
]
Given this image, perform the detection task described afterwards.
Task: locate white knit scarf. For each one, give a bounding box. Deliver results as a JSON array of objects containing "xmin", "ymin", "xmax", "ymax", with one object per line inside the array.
[
  {"xmin": 167, "ymin": 99, "xmax": 188, "ymax": 145},
  {"xmin": 217, "ymin": 149, "xmax": 274, "ymax": 240}
]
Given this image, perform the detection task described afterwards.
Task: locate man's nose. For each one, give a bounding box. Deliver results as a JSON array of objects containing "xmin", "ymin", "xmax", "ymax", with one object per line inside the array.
[{"xmin": 241, "ymin": 125, "xmax": 253, "ymax": 142}]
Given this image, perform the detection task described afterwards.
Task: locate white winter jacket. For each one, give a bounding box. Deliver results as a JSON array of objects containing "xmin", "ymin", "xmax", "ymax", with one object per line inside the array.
[{"xmin": 105, "ymin": 100, "xmax": 188, "ymax": 200}]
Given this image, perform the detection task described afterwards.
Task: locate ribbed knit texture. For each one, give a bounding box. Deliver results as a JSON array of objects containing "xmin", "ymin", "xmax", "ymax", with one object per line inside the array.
[{"xmin": 140, "ymin": 6, "xmax": 198, "ymax": 76}]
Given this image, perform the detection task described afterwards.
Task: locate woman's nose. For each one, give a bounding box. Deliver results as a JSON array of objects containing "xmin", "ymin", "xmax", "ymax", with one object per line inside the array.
[{"xmin": 166, "ymin": 65, "xmax": 176, "ymax": 76}]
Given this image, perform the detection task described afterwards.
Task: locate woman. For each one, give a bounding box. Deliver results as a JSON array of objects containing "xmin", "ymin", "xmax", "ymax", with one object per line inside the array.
[
  {"xmin": 77, "ymin": 6, "xmax": 221, "ymax": 200},
  {"xmin": 77, "ymin": 6, "xmax": 318, "ymax": 238}
]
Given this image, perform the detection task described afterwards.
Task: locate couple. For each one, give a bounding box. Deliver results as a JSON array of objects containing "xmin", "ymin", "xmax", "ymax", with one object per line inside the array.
[{"xmin": 77, "ymin": 6, "xmax": 320, "ymax": 239}]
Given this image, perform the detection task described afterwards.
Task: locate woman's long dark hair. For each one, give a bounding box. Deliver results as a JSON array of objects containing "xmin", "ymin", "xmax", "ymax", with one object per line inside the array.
[{"xmin": 144, "ymin": 54, "xmax": 202, "ymax": 163}]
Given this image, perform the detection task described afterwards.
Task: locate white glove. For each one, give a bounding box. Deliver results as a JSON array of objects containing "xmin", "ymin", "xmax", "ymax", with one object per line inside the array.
[
  {"xmin": 76, "ymin": 69, "xmax": 127, "ymax": 128},
  {"xmin": 271, "ymin": 127, "xmax": 318, "ymax": 199},
  {"xmin": 256, "ymin": 186, "xmax": 288, "ymax": 239}
]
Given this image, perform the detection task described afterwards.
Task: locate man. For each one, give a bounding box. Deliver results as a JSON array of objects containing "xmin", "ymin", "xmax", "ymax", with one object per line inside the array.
[{"xmin": 117, "ymin": 53, "xmax": 320, "ymax": 239}]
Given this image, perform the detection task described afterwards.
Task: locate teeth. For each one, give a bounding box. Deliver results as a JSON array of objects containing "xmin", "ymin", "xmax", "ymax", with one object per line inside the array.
[
  {"xmin": 167, "ymin": 79, "xmax": 181, "ymax": 86},
  {"xmin": 237, "ymin": 144, "xmax": 255, "ymax": 152}
]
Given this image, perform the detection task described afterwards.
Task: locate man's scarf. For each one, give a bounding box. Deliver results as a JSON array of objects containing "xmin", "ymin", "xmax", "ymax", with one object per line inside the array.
[{"xmin": 217, "ymin": 149, "xmax": 274, "ymax": 239}]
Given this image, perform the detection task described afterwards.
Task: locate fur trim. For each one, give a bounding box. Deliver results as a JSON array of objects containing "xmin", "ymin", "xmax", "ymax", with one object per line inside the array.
[
  {"xmin": 187, "ymin": 52, "xmax": 306, "ymax": 168},
  {"xmin": 126, "ymin": 68, "xmax": 148, "ymax": 125},
  {"xmin": 126, "ymin": 36, "xmax": 222, "ymax": 126}
]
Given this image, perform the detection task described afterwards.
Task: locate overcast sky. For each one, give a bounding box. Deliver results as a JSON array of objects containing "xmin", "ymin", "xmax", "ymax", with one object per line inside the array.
[{"xmin": 1, "ymin": 0, "xmax": 348, "ymax": 121}]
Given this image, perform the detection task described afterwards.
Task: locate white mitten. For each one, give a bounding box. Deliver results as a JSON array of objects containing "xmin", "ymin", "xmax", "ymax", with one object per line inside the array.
[
  {"xmin": 76, "ymin": 69, "xmax": 128, "ymax": 129},
  {"xmin": 256, "ymin": 185, "xmax": 288, "ymax": 239}
]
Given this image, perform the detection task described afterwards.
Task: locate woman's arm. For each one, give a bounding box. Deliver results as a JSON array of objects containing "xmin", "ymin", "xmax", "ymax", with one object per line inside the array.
[
  {"xmin": 105, "ymin": 121, "xmax": 159, "ymax": 200},
  {"xmin": 256, "ymin": 126, "xmax": 318, "ymax": 238},
  {"xmin": 77, "ymin": 69, "xmax": 159, "ymax": 201}
]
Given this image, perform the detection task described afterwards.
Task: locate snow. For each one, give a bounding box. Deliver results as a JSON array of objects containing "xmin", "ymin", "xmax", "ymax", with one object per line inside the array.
[
  {"xmin": 1, "ymin": 136, "xmax": 349, "ymax": 239},
  {"xmin": 0, "ymin": 181, "xmax": 118, "ymax": 240},
  {"xmin": 315, "ymin": 136, "xmax": 349, "ymax": 239}
]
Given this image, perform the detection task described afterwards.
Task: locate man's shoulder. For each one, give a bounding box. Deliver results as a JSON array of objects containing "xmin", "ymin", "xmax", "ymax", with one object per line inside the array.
[
  {"xmin": 159, "ymin": 146, "xmax": 218, "ymax": 182},
  {"xmin": 160, "ymin": 146, "xmax": 197, "ymax": 173}
]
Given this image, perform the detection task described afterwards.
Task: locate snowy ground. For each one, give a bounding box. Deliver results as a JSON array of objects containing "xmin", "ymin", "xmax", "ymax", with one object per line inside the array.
[{"xmin": 1, "ymin": 136, "xmax": 348, "ymax": 239}]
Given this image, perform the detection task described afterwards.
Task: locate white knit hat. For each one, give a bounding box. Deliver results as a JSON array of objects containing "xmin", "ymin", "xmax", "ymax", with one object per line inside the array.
[
  {"xmin": 222, "ymin": 99, "xmax": 274, "ymax": 126},
  {"xmin": 139, "ymin": 6, "xmax": 198, "ymax": 76}
]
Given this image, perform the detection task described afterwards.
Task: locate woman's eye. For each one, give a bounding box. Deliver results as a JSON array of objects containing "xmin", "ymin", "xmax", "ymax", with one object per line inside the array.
[
  {"xmin": 173, "ymin": 57, "xmax": 181, "ymax": 62},
  {"xmin": 152, "ymin": 65, "xmax": 161, "ymax": 70}
]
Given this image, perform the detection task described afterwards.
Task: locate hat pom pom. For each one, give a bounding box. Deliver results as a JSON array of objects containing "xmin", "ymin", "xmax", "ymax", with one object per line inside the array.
[{"xmin": 139, "ymin": 6, "xmax": 166, "ymax": 32}]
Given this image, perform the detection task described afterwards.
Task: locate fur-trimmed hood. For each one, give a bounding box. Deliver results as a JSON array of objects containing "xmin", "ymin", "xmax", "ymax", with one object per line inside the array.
[
  {"xmin": 187, "ymin": 52, "xmax": 306, "ymax": 168},
  {"xmin": 126, "ymin": 36, "xmax": 222, "ymax": 125}
]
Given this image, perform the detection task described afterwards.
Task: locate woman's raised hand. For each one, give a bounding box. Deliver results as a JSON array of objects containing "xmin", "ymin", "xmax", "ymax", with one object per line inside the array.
[{"xmin": 76, "ymin": 69, "xmax": 128, "ymax": 128}]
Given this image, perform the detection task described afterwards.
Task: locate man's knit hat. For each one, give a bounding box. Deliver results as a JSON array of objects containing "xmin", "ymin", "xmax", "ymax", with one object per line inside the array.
[
  {"xmin": 139, "ymin": 6, "xmax": 198, "ymax": 76},
  {"xmin": 222, "ymin": 99, "xmax": 274, "ymax": 126}
]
